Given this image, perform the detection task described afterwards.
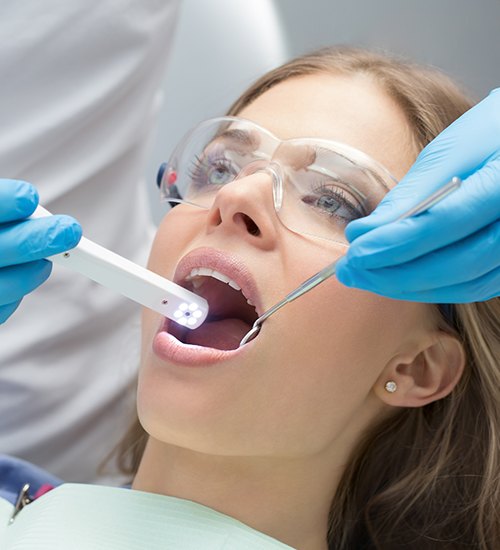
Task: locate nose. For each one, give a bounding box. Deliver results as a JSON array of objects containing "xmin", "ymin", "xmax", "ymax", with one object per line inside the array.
[{"xmin": 205, "ymin": 161, "xmax": 283, "ymax": 249}]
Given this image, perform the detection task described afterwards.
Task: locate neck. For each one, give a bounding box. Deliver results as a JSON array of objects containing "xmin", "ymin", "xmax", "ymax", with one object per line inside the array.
[{"xmin": 132, "ymin": 439, "xmax": 341, "ymax": 549}]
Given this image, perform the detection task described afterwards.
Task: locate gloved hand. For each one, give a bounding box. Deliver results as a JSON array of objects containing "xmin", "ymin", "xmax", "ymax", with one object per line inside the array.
[
  {"xmin": 336, "ymin": 88, "xmax": 500, "ymax": 303},
  {"xmin": 0, "ymin": 179, "xmax": 82, "ymax": 323}
]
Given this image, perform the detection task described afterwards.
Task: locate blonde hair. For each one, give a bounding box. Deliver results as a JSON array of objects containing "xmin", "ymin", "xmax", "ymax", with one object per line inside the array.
[{"xmin": 112, "ymin": 47, "xmax": 500, "ymax": 549}]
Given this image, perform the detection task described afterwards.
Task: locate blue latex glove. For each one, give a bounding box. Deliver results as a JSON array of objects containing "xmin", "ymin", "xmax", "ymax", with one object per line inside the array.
[
  {"xmin": 336, "ymin": 88, "xmax": 500, "ymax": 303},
  {"xmin": 0, "ymin": 180, "xmax": 82, "ymax": 323}
]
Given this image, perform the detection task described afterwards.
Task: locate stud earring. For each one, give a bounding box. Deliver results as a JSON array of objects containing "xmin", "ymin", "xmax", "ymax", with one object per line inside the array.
[{"xmin": 384, "ymin": 380, "xmax": 397, "ymax": 393}]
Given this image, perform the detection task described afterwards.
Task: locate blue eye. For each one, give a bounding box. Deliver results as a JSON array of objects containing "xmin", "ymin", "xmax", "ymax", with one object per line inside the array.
[
  {"xmin": 303, "ymin": 183, "xmax": 365, "ymax": 224},
  {"xmin": 207, "ymin": 161, "xmax": 236, "ymax": 185},
  {"xmin": 189, "ymin": 154, "xmax": 238, "ymax": 188}
]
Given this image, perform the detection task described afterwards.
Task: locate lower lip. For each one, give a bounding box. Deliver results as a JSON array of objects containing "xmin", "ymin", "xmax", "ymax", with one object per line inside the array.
[{"xmin": 152, "ymin": 319, "xmax": 251, "ymax": 367}]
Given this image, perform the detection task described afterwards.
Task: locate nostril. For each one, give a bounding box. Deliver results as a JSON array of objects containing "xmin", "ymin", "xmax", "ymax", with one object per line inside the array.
[{"xmin": 242, "ymin": 214, "xmax": 260, "ymax": 236}]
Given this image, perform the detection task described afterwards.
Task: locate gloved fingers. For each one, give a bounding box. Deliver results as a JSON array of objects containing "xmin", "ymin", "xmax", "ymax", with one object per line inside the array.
[
  {"xmin": 0, "ymin": 179, "xmax": 39, "ymax": 223},
  {"xmin": 337, "ymin": 218, "xmax": 499, "ymax": 299},
  {"xmin": 408, "ymin": 265, "xmax": 500, "ymax": 303},
  {"xmin": 0, "ymin": 300, "xmax": 22, "ymax": 325},
  {"xmin": 388, "ymin": 266, "xmax": 500, "ymax": 304},
  {"xmin": 345, "ymin": 88, "xmax": 500, "ymax": 241},
  {"xmin": 344, "ymin": 161, "xmax": 500, "ymax": 269},
  {"xmin": 336, "ymin": 261, "xmax": 499, "ymax": 303},
  {"xmin": 0, "ymin": 260, "xmax": 52, "ymax": 304},
  {"xmin": 0, "ymin": 216, "xmax": 82, "ymax": 268}
]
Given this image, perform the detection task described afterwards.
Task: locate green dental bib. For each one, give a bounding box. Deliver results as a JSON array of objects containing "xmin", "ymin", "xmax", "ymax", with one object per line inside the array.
[{"xmin": 0, "ymin": 484, "xmax": 294, "ymax": 549}]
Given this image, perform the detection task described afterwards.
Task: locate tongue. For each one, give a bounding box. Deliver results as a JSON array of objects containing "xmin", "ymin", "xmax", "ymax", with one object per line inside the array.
[{"xmin": 184, "ymin": 318, "xmax": 250, "ymax": 350}]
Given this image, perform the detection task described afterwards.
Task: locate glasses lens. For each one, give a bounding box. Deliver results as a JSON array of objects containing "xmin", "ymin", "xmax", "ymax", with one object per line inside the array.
[
  {"xmin": 160, "ymin": 118, "xmax": 395, "ymax": 244},
  {"xmin": 161, "ymin": 118, "xmax": 274, "ymax": 208},
  {"xmin": 273, "ymin": 140, "xmax": 391, "ymax": 243}
]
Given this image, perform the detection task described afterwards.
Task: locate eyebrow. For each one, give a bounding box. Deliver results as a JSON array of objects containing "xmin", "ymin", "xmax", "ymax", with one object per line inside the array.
[{"xmin": 217, "ymin": 128, "xmax": 260, "ymax": 149}]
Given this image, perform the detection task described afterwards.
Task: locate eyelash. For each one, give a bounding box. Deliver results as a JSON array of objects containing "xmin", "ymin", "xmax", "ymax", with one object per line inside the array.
[
  {"xmin": 188, "ymin": 154, "xmax": 236, "ymax": 187},
  {"xmin": 308, "ymin": 182, "xmax": 366, "ymax": 220},
  {"xmin": 187, "ymin": 155, "xmax": 209, "ymax": 186}
]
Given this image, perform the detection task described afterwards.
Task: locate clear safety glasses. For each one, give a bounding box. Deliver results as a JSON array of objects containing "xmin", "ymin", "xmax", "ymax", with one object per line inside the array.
[{"xmin": 157, "ymin": 116, "xmax": 397, "ymax": 245}]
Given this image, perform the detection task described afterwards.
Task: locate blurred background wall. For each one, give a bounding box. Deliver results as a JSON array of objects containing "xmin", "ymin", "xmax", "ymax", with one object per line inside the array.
[{"xmin": 145, "ymin": 0, "xmax": 500, "ymax": 224}]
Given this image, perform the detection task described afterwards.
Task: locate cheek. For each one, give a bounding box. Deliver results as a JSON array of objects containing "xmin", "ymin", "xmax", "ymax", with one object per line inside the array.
[
  {"xmin": 265, "ymin": 238, "xmax": 408, "ymax": 389},
  {"xmin": 277, "ymin": 277, "xmax": 419, "ymax": 393},
  {"xmin": 246, "ymin": 280, "xmax": 416, "ymax": 451},
  {"xmin": 146, "ymin": 209, "xmax": 194, "ymax": 274},
  {"xmin": 291, "ymin": 281, "xmax": 400, "ymax": 366}
]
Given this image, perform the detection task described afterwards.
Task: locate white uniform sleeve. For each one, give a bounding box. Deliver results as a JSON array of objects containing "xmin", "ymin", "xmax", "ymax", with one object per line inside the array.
[
  {"xmin": 0, "ymin": 0, "xmax": 180, "ymax": 484},
  {"xmin": 0, "ymin": 0, "xmax": 288, "ymax": 485}
]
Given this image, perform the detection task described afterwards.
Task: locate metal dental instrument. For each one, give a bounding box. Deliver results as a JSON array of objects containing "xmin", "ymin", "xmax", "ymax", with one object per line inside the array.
[
  {"xmin": 239, "ymin": 176, "xmax": 463, "ymax": 347},
  {"xmin": 30, "ymin": 205, "xmax": 209, "ymax": 329}
]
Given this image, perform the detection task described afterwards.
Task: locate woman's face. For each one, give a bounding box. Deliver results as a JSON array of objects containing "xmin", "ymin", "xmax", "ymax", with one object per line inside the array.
[{"xmin": 138, "ymin": 73, "xmax": 432, "ymax": 459}]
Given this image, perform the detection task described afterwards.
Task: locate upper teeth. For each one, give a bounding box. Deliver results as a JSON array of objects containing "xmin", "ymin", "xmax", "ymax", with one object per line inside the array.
[{"xmin": 185, "ymin": 268, "xmax": 255, "ymax": 307}]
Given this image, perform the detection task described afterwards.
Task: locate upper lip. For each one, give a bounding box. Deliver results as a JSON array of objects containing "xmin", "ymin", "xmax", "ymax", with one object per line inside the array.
[{"xmin": 173, "ymin": 247, "xmax": 264, "ymax": 316}]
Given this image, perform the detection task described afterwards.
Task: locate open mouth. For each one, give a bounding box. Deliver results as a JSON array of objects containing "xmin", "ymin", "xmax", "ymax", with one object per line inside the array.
[{"xmin": 167, "ymin": 268, "xmax": 259, "ymax": 351}]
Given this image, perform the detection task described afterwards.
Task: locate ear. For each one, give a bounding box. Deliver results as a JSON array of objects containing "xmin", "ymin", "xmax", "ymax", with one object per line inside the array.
[{"xmin": 374, "ymin": 331, "xmax": 466, "ymax": 408}]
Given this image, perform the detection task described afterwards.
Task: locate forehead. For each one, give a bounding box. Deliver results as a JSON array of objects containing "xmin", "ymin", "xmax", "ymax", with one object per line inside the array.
[{"xmin": 237, "ymin": 72, "xmax": 416, "ymax": 181}]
